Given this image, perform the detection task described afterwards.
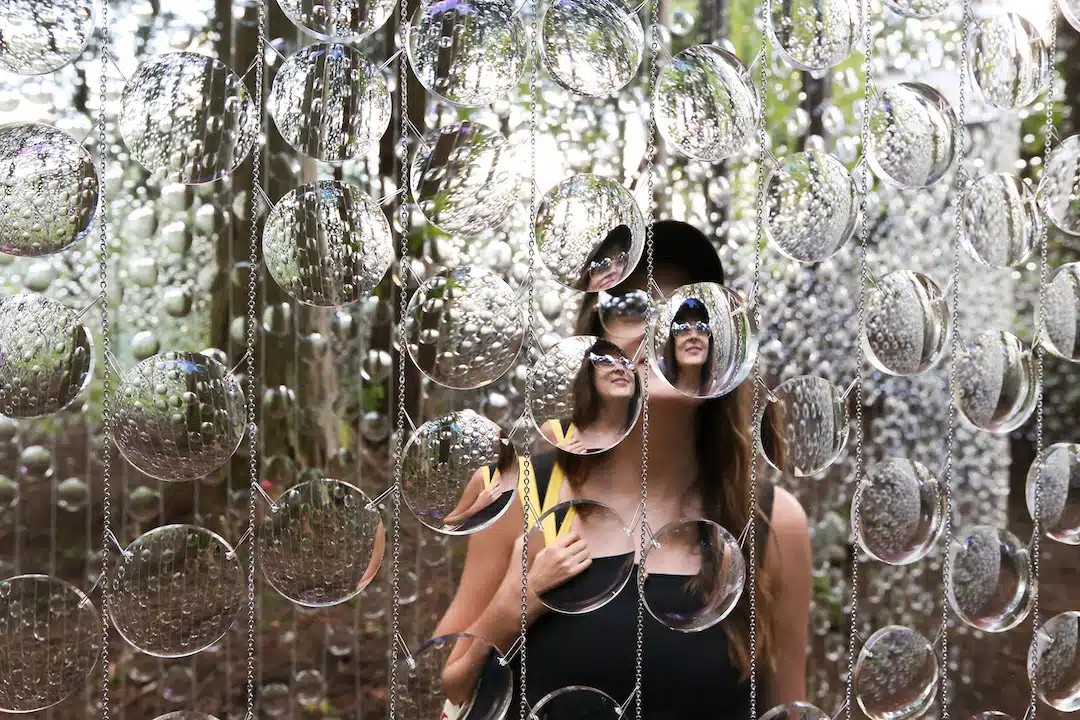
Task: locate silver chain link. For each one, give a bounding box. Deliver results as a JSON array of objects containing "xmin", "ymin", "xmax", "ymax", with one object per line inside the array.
[
  {"xmin": 244, "ymin": 0, "xmax": 266, "ymax": 717},
  {"xmin": 1029, "ymin": 5, "xmax": 1057, "ymax": 719},
  {"xmin": 843, "ymin": 1, "xmax": 873, "ymax": 717},
  {"xmin": 389, "ymin": 2, "xmax": 410, "ymax": 716},
  {"xmin": 749, "ymin": 3, "xmax": 772, "ymax": 715},
  {"xmin": 97, "ymin": 0, "xmax": 113, "ymax": 715},
  {"xmin": 633, "ymin": 0, "xmax": 660, "ymax": 716},
  {"xmin": 941, "ymin": 0, "xmax": 974, "ymax": 714},
  {"xmin": 518, "ymin": 3, "xmax": 539, "ymax": 718}
]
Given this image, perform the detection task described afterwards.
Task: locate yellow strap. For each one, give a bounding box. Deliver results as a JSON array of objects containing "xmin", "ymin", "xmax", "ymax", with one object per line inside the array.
[
  {"xmin": 516, "ymin": 457, "xmax": 571, "ymax": 545},
  {"xmin": 480, "ymin": 466, "xmax": 493, "ymax": 488}
]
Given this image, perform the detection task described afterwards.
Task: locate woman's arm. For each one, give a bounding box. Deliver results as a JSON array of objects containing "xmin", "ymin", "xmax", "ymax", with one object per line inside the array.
[{"xmin": 763, "ymin": 486, "xmax": 813, "ymax": 707}]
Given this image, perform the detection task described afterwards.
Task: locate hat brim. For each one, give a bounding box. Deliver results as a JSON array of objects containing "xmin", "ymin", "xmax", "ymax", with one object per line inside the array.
[{"xmin": 635, "ymin": 220, "xmax": 726, "ymax": 286}]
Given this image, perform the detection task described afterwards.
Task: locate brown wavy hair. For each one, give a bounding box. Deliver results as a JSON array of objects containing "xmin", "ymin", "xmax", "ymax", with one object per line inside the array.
[{"xmin": 559, "ymin": 291, "xmax": 779, "ymax": 682}]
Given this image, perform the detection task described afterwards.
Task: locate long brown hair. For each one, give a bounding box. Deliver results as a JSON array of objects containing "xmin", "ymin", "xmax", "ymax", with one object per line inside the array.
[{"xmin": 561, "ymin": 291, "xmax": 778, "ymax": 679}]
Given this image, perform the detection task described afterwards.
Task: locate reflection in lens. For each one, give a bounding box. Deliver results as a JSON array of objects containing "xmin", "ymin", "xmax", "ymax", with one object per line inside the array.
[
  {"xmin": 854, "ymin": 458, "xmax": 945, "ymax": 565},
  {"xmin": 531, "ymin": 500, "xmax": 634, "ymax": 615},
  {"xmin": 528, "ymin": 685, "xmax": 622, "ymax": 720},
  {"xmin": 399, "ymin": 633, "xmax": 512, "ymax": 720},
  {"xmin": 758, "ymin": 376, "xmax": 848, "ymax": 477},
  {"xmin": 948, "ymin": 525, "xmax": 1032, "ymax": 632},
  {"xmin": 853, "ymin": 626, "xmax": 938, "ymax": 720},
  {"xmin": 649, "ymin": 283, "xmax": 758, "ymax": 399},
  {"xmin": 862, "ymin": 270, "xmax": 950, "ymax": 376},
  {"xmin": 1029, "ymin": 611, "xmax": 1080, "ymax": 712},
  {"xmin": 769, "ymin": 0, "xmax": 860, "ymax": 71},
  {"xmin": 258, "ymin": 479, "xmax": 384, "ymax": 607},
  {"xmin": 532, "ymin": 336, "xmax": 642, "ymax": 456},
  {"xmin": 1026, "ymin": 442, "xmax": 1080, "ymax": 545},
  {"xmin": 597, "ymin": 289, "xmax": 652, "ymax": 340},
  {"xmin": 955, "ymin": 331, "xmax": 1038, "ymax": 433},
  {"xmin": 867, "ymin": 82, "xmax": 956, "ymax": 189},
  {"xmin": 961, "ymin": 172, "xmax": 1040, "ymax": 268},
  {"xmin": 642, "ymin": 519, "xmax": 745, "ymax": 631},
  {"xmin": 759, "ymin": 702, "xmax": 831, "ymax": 720},
  {"xmin": 402, "ymin": 410, "xmax": 517, "ymax": 535},
  {"xmin": 1042, "ymin": 262, "xmax": 1080, "ymax": 362},
  {"xmin": 540, "ymin": 0, "xmax": 643, "ymax": 96},
  {"xmin": 764, "ymin": 151, "xmax": 857, "ymax": 263},
  {"xmin": 972, "ymin": 13, "xmax": 1048, "ymax": 110},
  {"xmin": 1039, "ymin": 135, "xmax": 1080, "ymax": 235}
]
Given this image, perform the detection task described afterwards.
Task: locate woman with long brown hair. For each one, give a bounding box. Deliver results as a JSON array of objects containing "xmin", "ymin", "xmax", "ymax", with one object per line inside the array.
[{"xmin": 434, "ymin": 220, "xmax": 812, "ymax": 718}]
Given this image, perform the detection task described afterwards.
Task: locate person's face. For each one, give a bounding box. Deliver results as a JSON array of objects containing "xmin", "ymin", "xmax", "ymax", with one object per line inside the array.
[
  {"xmin": 598, "ymin": 264, "xmax": 705, "ymax": 406},
  {"xmin": 672, "ymin": 318, "xmax": 710, "ymax": 370},
  {"xmin": 585, "ymin": 249, "xmax": 630, "ymax": 292},
  {"xmin": 588, "ymin": 351, "xmax": 636, "ymax": 400}
]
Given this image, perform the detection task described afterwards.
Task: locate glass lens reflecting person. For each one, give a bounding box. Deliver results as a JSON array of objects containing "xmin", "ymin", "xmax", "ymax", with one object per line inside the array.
[
  {"xmin": 580, "ymin": 224, "xmax": 633, "ymax": 292},
  {"xmin": 663, "ymin": 298, "xmax": 714, "ymax": 396},
  {"xmin": 541, "ymin": 339, "xmax": 640, "ymax": 454},
  {"xmin": 433, "ymin": 220, "xmax": 813, "ymax": 720}
]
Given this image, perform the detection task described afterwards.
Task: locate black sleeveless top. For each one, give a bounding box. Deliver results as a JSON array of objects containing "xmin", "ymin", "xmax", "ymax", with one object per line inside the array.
[{"xmin": 501, "ymin": 454, "xmax": 776, "ymax": 720}]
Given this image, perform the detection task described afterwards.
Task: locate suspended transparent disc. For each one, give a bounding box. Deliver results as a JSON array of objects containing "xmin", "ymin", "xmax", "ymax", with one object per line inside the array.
[
  {"xmin": 529, "ymin": 686, "xmax": 622, "ymax": 720},
  {"xmin": 955, "ymin": 331, "xmax": 1038, "ymax": 433},
  {"xmin": 0, "ymin": 574, "xmax": 100, "ymax": 713},
  {"xmin": 267, "ymin": 43, "xmax": 391, "ymax": 162},
  {"xmin": 405, "ymin": 0, "xmax": 528, "ymax": 107},
  {"xmin": 759, "ymin": 702, "xmax": 831, "ymax": 720},
  {"xmin": 529, "ymin": 500, "xmax": 634, "ymax": 614},
  {"xmin": 853, "ymin": 626, "xmax": 938, "ymax": 720},
  {"xmin": 1039, "ymin": 134, "xmax": 1080, "ymax": 235},
  {"xmin": 277, "ymin": 0, "xmax": 397, "ymax": 42},
  {"xmin": 862, "ymin": 270, "xmax": 950, "ymax": 376},
  {"xmin": 258, "ymin": 478, "xmax": 384, "ymax": 607},
  {"xmin": 1029, "ymin": 611, "xmax": 1080, "ymax": 712},
  {"xmin": 401, "ymin": 410, "xmax": 517, "ymax": 535},
  {"xmin": 597, "ymin": 288, "xmax": 652, "ymax": 340},
  {"xmin": 118, "ymin": 52, "xmax": 258, "ymax": 184},
  {"xmin": 1066, "ymin": 0, "xmax": 1080, "ymax": 34},
  {"xmin": 152, "ymin": 714, "xmax": 221, "ymax": 720},
  {"xmin": 948, "ymin": 524, "xmax": 1033, "ymax": 632},
  {"xmin": 410, "ymin": 122, "xmax": 521, "ymax": 236},
  {"xmin": 853, "ymin": 458, "xmax": 945, "ymax": 565},
  {"xmin": 397, "ymin": 633, "xmax": 512, "ymax": 720},
  {"xmin": 0, "ymin": 123, "xmax": 98, "ymax": 257},
  {"xmin": 867, "ymin": 82, "xmax": 956, "ymax": 189},
  {"xmin": 654, "ymin": 44, "xmax": 757, "ymax": 162},
  {"xmin": 649, "ymin": 283, "xmax": 758, "ymax": 399},
  {"xmin": 531, "ymin": 335, "xmax": 642, "ymax": 455},
  {"xmin": 535, "ymin": 174, "xmax": 646, "ymax": 292},
  {"xmin": 970, "ymin": 714, "xmax": 1014, "ymax": 720},
  {"xmin": 768, "ymin": 0, "xmax": 860, "ymax": 71},
  {"xmin": 404, "ymin": 265, "xmax": 524, "ymax": 390},
  {"xmin": 1027, "ymin": 442, "xmax": 1080, "ymax": 544},
  {"xmin": 0, "ymin": 293, "xmax": 94, "ymax": 419},
  {"xmin": 961, "ymin": 172, "xmax": 1040, "ymax": 268},
  {"xmin": 1043, "ymin": 262, "xmax": 1080, "ymax": 362},
  {"xmin": 641, "ymin": 519, "xmax": 745, "ymax": 631},
  {"xmin": 972, "ymin": 13, "xmax": 1048, "ymax": 110},
  {"xmin": 263, "ymin": 181, "xmax": 393, "ymax": 307},
  {"xmin": 883, "ymin": 0, "xmax": 949, "ymax": 18},
  {"xmin": 0, "ymin": 0, "xmax": 96, "ymax": 75},
  {"xmin": 758, "ymin": 375, "xmax": 849, "ymax": 477},
  {"xmin": 113, "ymin": 351, "xmax": 247, "ymax": 481},
  {"xmin": 110, "ymin": 524, "xmax": 245, "ymax": 658},
  {"xmin": 539, "ymin": 0, "xmax": 643, "ymax": 96},
  {"xmin": 764, "ymin": 151, "xmax": 857, "ymax": 263}
]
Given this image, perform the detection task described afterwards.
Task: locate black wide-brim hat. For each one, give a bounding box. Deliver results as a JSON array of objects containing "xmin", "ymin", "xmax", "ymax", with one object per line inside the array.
[{"xmin": 644, "ymin": 219, "xmax": 725, "ymax": 285}]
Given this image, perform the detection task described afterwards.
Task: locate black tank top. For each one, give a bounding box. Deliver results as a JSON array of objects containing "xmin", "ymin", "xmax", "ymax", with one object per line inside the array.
[{"xmin": 506, "ymin": 454, "xmax": 776, "ymax": 720}]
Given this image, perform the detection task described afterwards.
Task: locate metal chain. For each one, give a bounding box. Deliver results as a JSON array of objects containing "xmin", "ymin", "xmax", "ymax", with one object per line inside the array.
[
  {"xmin": 518, "ymin": 2, "xmax": 539, "ymax": 718},
  {"xmin": 244, "ymin": 0, "xmax": 266, "ymax": 717},
  {"xmin": 843, "ymin": 1, "xmax": 873, "ymax": 717},
  {"xmin": 97, "ymin": 0, "xmax": 113, "ymax": 715},
  {"xmin": 389, "ymin": 1, "xmax": 410, "ymax": 716},
  {"xmin": 633, "ymin": 0, "xmax": 660, "ymax": 716},
  {"xmin": 1029, "ymin": 5, "xmax": 1057, "ymax": 719},
  {"xmin": 749, "ymin": 3, "xmax": 772, "ymax": 715},
  {"xmin": 941, "ymin": 0, "xmax": 973, "ymax": 715}
]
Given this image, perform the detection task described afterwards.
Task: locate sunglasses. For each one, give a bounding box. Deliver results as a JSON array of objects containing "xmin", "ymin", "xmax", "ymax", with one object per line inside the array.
[
  {"xmin": 671, "ymin": 321, "xmax": 711, "ymax": 336},
  {"xmin": 588, "ymin": 352, "xmax": 635, "ymax": 371},
  {"xmin": 588, "ymin": 251, "xmax": 630, "ymax": 275}
]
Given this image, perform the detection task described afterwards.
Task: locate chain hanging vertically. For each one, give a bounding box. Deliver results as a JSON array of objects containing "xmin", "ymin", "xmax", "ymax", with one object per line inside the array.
[
  {"xmin": 389, "ymin": 0, "xmax": 412, "ymax": 715},
  {"xmin": 518, "ymin": 0, "xmax": 540, "ymax": 717},
  {"xmin": 748, "ymin": 1, "xmax": 774, "ymax": 715},
  {"xmin": 96, "ymin": 0, "xmax": 113, "ymax": 715},
  {"xmin": 244, "ymin": 0, "xmax": 267, "ymax": 718},
  {"xmin": 633, "ymin": 0, "xmax": 661, "ymax": 715},
  {"xmin": 1028, "ymin": 4, "xmax": 1058, "ymax": 719},
  {"xmin": 941, "ymin": 0, "xmax": 975, "ymax": 713}
]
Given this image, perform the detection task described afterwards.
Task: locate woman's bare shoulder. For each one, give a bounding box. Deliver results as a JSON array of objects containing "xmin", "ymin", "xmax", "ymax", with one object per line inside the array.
[{"xmin": 764, "ymin": 485, "xmax": 811, "ymax": 575}]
